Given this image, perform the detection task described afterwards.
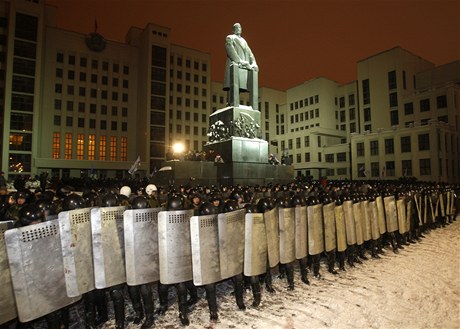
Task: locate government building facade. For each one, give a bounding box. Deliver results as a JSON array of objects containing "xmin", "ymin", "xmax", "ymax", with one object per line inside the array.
[{"xmin": 0, "ymin": 0, "xmax": 458, "ymax": 183}]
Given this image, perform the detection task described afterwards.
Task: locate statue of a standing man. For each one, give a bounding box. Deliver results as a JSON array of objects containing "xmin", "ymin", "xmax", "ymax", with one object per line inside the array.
[{"xmin": 223, "ymin": 23, "xmax": 259, "ymax": 110}]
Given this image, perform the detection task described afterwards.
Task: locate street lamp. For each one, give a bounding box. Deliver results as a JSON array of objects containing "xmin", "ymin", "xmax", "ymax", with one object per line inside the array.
[{"xmin": 172, "ymin": 142, "xmax": 185, "ymax": 155}]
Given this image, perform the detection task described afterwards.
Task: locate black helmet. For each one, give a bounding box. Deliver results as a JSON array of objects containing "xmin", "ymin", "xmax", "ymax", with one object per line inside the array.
[
  {"xmin": 290, "ymin": 195, "xmax": 304, "ymax": 207},
  {"xmin": 131, "ymin": 196, "xmax": 149, "ymax": 209},
  {"xmin": 319, "ymin": 194, "xmax": 332, "ymax": 205},
  {"xmin": 257, "ymin": 197, "xmax": 272, "ymax": 213},
  {"xmin": 230, "ymin": 190, "xmax": 243, "ymax": 202},
  {"xmin": 101, "ymin": 194, "xmax": 119, "ymax": 207},
  {"xmin": 56, "ymin": 185, "xmax": 75, "ymax": 199},
  {"xmin": 15, "ymin": 189, "xmax": 32, "ymax": 203},
  {"xmin": 41, "ymin": 190, "xmax": 55, "ymax": 202},
  {"xmin": 62, "ymin": 193, "xmax": 85, "ymax": 211},
  {"xmin": 199, "ymin": 201, "xmax": 218, "ymax": 215},
  {"xmin": 223, "ymin": 199, "xmax": 239, "ymax": 213},
  {"xmin": 35, "ymin": 199, "xmax": 55, "ymax": 216},
  {"xmin": 244, "ymin": 203, "xmax": 259, "ymax": 213},
  {"xmin": 167, "ymin": 195, "xmax": 184, "ymax": 211},
  {"xmin": 82, "ymin": 191, "xmax": 98, "ymax": 207},
  {"xmin": 307, "ymin": 196, "xmax": 319, "ymax": 206},
  {"xmin": 18, "ymin": 204, "xmax": 44, "ymax": 226},
  {"xmin": 274, "ymin": 196, "xmax": 288, "ymax": 208}
]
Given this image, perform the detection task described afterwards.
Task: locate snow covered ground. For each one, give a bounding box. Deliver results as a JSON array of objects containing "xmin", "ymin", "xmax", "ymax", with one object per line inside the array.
[{"xmin": 99, "ymin": 217, "xmax": 459, "ymax": 329}]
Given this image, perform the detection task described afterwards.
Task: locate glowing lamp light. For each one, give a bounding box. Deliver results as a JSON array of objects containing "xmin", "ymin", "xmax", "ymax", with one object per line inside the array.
[{"xmin": 172, "ymin": 142, "xmax": 185, "ymax": 154}]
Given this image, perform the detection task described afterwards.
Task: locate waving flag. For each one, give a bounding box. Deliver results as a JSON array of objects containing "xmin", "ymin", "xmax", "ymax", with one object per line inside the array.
[{"xmin": 128, "ymin": 156, "xmax": 141, "ymax": 175}]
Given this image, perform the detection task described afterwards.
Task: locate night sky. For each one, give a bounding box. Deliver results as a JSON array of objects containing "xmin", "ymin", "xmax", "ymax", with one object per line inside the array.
[{"xmin": 45, "ymin": 0, "xmax": 459, "ymax": 91}]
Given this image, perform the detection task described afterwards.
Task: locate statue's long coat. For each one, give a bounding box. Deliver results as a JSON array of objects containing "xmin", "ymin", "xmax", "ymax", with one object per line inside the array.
[{"xmin": 223, "ymin": 34, "xmax": 257, "ymax": 92}]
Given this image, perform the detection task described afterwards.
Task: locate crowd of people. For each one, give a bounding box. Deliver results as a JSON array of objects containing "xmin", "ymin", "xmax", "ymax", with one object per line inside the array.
[{"xmin": 0, "ymin": 176, "xmax": 458, "ymax": 328}]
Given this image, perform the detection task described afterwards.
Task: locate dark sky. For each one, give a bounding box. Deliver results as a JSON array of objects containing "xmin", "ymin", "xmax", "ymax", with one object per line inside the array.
[{"xmin": 46, "ymin": 0, "xmax": 459, "ymax": 91}]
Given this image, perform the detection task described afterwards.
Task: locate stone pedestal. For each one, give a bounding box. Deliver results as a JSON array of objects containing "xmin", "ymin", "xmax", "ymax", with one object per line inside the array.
[{"xmin": 204, "ymin": 137, "xmax": 268, "ymax": 163}]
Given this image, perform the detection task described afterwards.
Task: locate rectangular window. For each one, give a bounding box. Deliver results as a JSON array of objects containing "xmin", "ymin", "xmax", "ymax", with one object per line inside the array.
[
  {"xmin": 65, "ymin": 133, "xmax": 72, "ymax": 159},
  {"xmin": 304, "ymin": 136, "xmax": 309, "ymax": 147},
  {"xmin": 364, "ymin": 108, "xmax": 371, "ymax": 121},
  {"xmin": 325, "ymin": 154, "xmax": 334, "ymax": 163},
  {"xmin": 419, "ymin": 158, "xmax": 431, "ymax": 175},
  {"xmin": 402, "ymin": 159, "xmax": 412, "ymax": 176},
  {"xmin": 390, "ymin": 110, "xmax": 399, "ymax": 125},
  {"xmin": 418, "ymin": 133, "xmax": 430, "ymax": 151},
  {"xmin": 436, "ymin": 95, "xmax": 447, "ymax": 109},
  {"xmin": 385, "ymin": 138, "xmax": 394, "ymax": 154},
  {"xmin": 304, "ymin": 153, "xmax": 310, "ymax": 162},
  {"xmin": 389, "ymin": 92, "xmax": 398, "ymax": 107},
  {"xmin": 121, "ymin": 137, "xmax": 127, "ymax": 161},
  {"xmin": 337, "ymin": 152, "xmax": 346, "ymax": 162},
  {"xmin": 349, "ymin": 94, "xmax": 355, "ymax": 106},
  {"xmin": 388, "ymin": 70, "xmax": 397, "ymax": 89},
  {"xmin": 356, "ymin": 142, "xmax": 364, "ymax": 157},
  {"xmin": 349, "ymin": 108, "xmax": 355, "ymax": 121},
  {"xmin": 357, "ymin": 163, "xmax": 366, "ymax": 177},
  {"xmin": 404, "ymin": 102, "xmax": 414, "ymax": 115},
  {"xmin": 77, "ymin": 133, "xmax": 84, "ymax": 160},
  {"xmin": 370, "ymin": 140, "xmax": 378, "ymax": 156},
  {"xmin": 362, "ymin": 79, "xmax": 370, "ymax": 105},
  {"xmin": 385, "ymin": 161, "xmax": 395, "ymax": 176},
  {"xmin": 371, "ymin": 162, "xmax": 379, "ymax": 177},
  {"xmin": 53, "ymin": 132, "xmax": 60, "ymax": 159},
  {"xmin": 400, "ymin": 136, "xmax": 411, "ymax": 153},
  {"xmin": 420, "ymin": 99, "xmax": 430, "ymax": 112},
  {"xmin": 99, "ymin": 136, "xmax": 106, "ymax": 160},
  {"xmin": 88, "ymin": 134, "xmax": 95, "ymax": 160},
  {"xmin": 110, "ymin": 137, "xmax": 117, "ymax": 161}
]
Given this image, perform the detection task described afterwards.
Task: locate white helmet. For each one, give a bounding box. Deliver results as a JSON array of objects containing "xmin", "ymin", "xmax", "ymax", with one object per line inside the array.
[
  {"xmin": 120, "ymin": 186, "xmax": 132, "ymax": 197},
  {"xmin": 145, "ymin": 184, "xmax": 157, "ymax": 195}
]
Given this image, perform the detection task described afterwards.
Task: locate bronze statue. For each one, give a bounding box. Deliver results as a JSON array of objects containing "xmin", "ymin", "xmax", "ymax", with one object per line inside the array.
[{"xmin": 224, "ymin": 23, "xmax": 259, "ymax": 110}]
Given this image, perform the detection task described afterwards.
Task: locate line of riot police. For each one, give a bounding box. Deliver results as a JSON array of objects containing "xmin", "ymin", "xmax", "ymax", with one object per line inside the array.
[{"xmin": 0, "ymin": 180, "xmax": 457, "ymax": 328}]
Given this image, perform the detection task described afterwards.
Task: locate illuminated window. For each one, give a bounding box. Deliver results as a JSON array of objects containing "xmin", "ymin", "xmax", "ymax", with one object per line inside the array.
[
  {"xmin": 99, "ymin": 136, "xmax": 106, "ymax": 160},
  {"xmin": 77, "ymin": 134, "xmax": 84, "ymax": 159},
  {"xmin": 65, "ymin": 133, "xmax": 72, "ymax": 159},
  {"xmin": 53, "ymin": 132, "xmax": 60, "ymax": 159},
  {"xmin": 121, "ymin": 137, "xmax": 127, "ymax": 161},
  {"xmin": 110, "ymin": 136, "xmax": 117, "ymax": 161},
  {"xmin": 88, "ymin": 134, "xmax": 95, "ymax": 160}
]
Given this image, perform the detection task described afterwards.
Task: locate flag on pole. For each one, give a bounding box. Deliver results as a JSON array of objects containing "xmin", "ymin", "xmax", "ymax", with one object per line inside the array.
[{"xmin": 128, "ymin": 156, "xmax": 141, "ymax": 175}]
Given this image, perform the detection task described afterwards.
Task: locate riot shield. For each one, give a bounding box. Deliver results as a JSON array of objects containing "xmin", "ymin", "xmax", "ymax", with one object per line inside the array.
[
  {"xmin": 279, "ymin": 207, "xmax": 296, "ymax": 264},
  {"xmin": 406, "ymin": 199, "xmax": 413, "ymax": 232},
  {"xmin": 91, "ymin": 206, "xmax": 127, "ymax": 289},
  {"xmin": 343, "ymin": 200, "xmax": 357, "ymax": 245},
  {"xmin": 264, "ymin": 208, "xmax": 280, "ymax": 268},
  {"xmin": 5, "ymin": 220, "xmax": 81, "ymax": 322},
  {"xmin": 59, "ymin": 208, "xmax": 94, "ymax": 298},
  {"xmin": 423, "ymin": 194, "xmax": 428, "ymax": 225},
  {"xmin": 307, "ymin": 204, "xmax": 324, "ymax": 255},
  {"xmin": 375, "ymin": 196, "xmax": 387, "ymax": 235},
  {"xmin": 158, "ymin": 209, "xmax": 194, "ymax": 284},
  {"xmin": 369, "ymin": 201, "xmax": 380, "ymax": 241},
  {"xmin": 190, "ymin": 214, "xmax": 221, "ymax": 286},
  {"xmin": 244, "ymin": 213, "xmax": 268, "ymax": 276},
  {"xmin": 396, "ymin": 198, "xmax": 407, "ymax": 234},
  {"xmin": 218, "ymin": 209, "xmax": 245, "ymax": 280},
  {"xmin": 414, "ymin": 194, "xmax": 423, "ymax": 226},
  {"xmin": 323, "ymin": 202, "xmax": 337, "ymax": 252},
  {"xmin": 439, "ymin": 193, "xmax": 446, "ymax": 217},
  {"xmin": 352, "ymin": 202, "xmax": 364, "ymax": 246},
  {"xmin": 0, "ymin": 221, "xmax": 16, "ymax": 325},
  {"xmin": 362, "ymin": 201, "xmax": 372, "ymax": 242},
  {"xmin": 124, "ymin": 207, "xmax": 163, "ymax": 286},
  {"xmin": 384, "ymin": 196, "xmax": 398, "ymax": 233},
  {"xmin": 294, "ymin": 206, "xmax": 308, "ymax": 259},
  {"xmin": 334, "ymin": 205, "xmax": 347, "ymax": 252}
]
